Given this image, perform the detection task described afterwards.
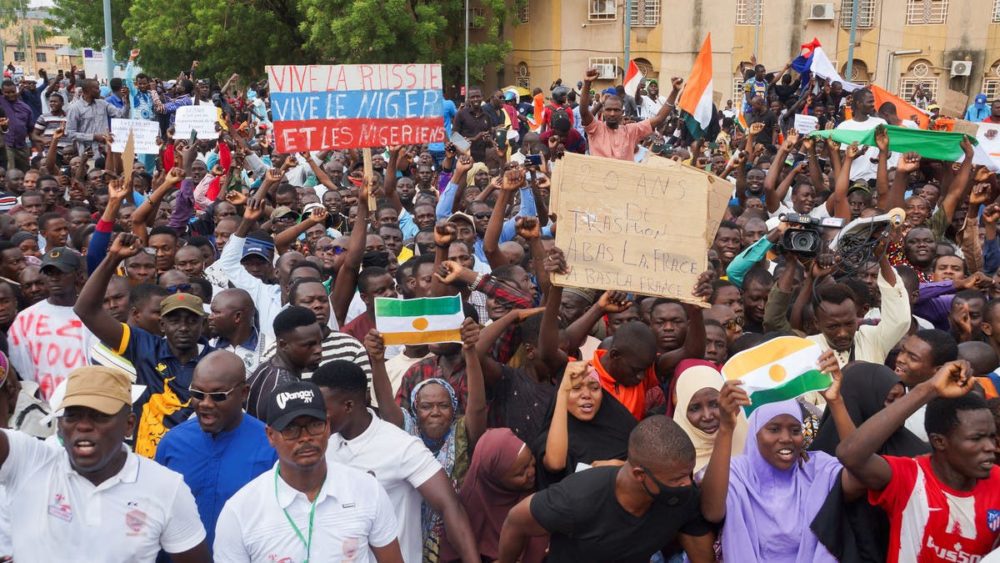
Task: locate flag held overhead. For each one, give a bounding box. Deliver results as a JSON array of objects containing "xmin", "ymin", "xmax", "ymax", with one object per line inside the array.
[{"xmin": 678, "ymin": 34, "xmax": 714, "ymax": 139}]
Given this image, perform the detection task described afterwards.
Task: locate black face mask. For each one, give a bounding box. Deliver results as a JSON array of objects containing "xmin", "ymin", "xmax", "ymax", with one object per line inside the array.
[
  {"xmin": 639, "ymin": 465, "xmax": 697, "ymax": 507},
  {"xmin": 361, "ymin": 250, "xmax": 389, "ymax": 268}
]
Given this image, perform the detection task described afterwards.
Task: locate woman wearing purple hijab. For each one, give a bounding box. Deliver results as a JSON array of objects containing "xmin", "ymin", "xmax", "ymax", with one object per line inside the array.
[{"xmin": 700, "ymin": 351, "xmax": 862, "ymax": 562}]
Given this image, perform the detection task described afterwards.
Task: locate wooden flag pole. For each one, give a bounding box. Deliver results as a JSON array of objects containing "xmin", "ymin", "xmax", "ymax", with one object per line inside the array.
[{"xmin": 363, "ymin": 147, "xmax": 376, "ymax": 209}]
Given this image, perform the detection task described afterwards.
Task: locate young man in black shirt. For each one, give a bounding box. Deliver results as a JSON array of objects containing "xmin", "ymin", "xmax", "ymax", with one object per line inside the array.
[{"xmin": 497, "ymin": 415, "xmax": 715, "ymax": 563}]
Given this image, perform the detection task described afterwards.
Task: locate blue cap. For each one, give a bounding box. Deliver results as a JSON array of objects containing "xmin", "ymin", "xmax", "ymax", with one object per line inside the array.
[
  {"xmin": 601, "ymin": 87, "xmax": 618, "ymax": 96},
  {"xmin": 241, "ymin": 238, "xmax": 274, "ymax": 262},
  {"xmin": 977, "ymin": 93, "xmax": 988, "ymax": 104}
]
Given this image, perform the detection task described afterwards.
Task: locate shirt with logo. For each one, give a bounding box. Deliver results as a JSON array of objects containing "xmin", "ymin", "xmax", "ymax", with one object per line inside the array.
[
  {"xmin": 0, "ymin": 429, "xmax": 205, "ymax": 561},
  {"xmin": 870, "ymin": 455, "xmax": 1000, "ymax": 563}
]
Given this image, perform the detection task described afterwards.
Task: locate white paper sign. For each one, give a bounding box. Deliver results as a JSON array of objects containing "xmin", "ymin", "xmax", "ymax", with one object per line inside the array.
[
  {"xmin": 793, "ymin": 114, "xmax": 819, "ymax": 135},
  {"xmin": 111, "ymin": 119, "xmax": 160, "ymax": 154},
  {"xmin": 174, "ymin": 105, "xmax": 219, "ymax": 140},
  {"xmin": 977, "ymin": 124, "xmax": 1000, "ymax": 169}
]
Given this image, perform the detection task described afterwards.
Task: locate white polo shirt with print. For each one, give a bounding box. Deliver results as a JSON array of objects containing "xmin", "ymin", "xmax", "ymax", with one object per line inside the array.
[
  {"xmin": 0, "ymin": 429, "xmax": 205, "ymax": 561},
  {"xmin": 213, "ymin": 460, "xmax": 398, "ymax": 562},
  {"xmin": 327, "ymin": 410, "xmax": 442, "ymax": 562}
]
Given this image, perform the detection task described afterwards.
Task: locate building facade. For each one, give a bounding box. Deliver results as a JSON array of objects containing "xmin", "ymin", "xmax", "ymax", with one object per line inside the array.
[
  {"xmin": 503, "ymin": 0, "xmax": 1000, "ymax": 114},
  {"xmin": 2, "ymin": 9, "xmax": 79, "ymax": 77}
]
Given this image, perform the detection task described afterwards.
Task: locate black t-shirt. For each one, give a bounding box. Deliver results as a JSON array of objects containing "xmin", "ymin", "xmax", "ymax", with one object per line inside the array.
[
  {"xmin": 530, "ymin": 466, "xmax": 712, "ymax": 563},
  {"xmin": 746, "ymin": 110, "xmax": 778, "ymax": 144},
  {"xmin": 454, "ymin": 107, "xmax": 492, "ymax": 161},
  {"xmin": 487, "ymin": 366, "xmax": 555, "ymax": 446}
]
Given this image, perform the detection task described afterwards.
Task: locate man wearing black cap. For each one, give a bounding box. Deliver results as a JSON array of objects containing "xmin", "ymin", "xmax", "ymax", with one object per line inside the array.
[
  {"xmin": 7, "ymin": 246, "xmax": 88, "ymax": 401},
  {"xmin": 0, "ymin": 366, "xmax": 211, "ymax": 561},
  {"xmin": 214, "ymin": 380, "xmax": 403, "ymax": 562},
  {"xmin": 75, "ymin": 234, "xmax": 215, "ymax": 458}
]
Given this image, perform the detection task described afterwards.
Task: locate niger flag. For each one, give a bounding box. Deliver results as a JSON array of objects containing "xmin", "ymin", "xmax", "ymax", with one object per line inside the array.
[
  {"xmin": 678, "ymin": 34, "xmax": 714, "ymax": 139},
  {"xmin": 871, "ymin": 84, "xmax": 930, "ymax": 129}
]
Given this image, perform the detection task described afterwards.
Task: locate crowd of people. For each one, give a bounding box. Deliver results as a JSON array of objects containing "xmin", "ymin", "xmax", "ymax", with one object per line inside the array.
[{"xmin": 0, "ymin": 46, "xmax": 998, "ymax": 563}]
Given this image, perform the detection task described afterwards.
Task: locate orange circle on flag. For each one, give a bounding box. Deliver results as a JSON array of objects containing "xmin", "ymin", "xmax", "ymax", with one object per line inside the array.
[
  {"xmin": 768, "ymin": 365, "xmax": 787, "ymax": 382},
  {"xmin": 411, "ymin": 318, "xmax": 429, "ymax": 331}
]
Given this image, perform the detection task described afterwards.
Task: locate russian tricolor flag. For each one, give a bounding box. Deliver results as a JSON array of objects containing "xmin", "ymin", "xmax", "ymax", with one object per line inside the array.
[{"xmin": 791, "ymin": 38, "xmax": 862, "ymax": 94}]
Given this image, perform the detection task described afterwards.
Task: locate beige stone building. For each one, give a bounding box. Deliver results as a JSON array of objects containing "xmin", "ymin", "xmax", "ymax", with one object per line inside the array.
[
  {"xmin": 2, "ymin": 9, "xmax": 79, "ymax": 77},
  {"xmin": 501, "ymin": 0, "xmax": 1000, "ymax": 114}
]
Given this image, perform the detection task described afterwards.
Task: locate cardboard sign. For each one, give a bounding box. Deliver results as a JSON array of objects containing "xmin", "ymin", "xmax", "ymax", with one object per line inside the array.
[
  {"xmin": 977, "ymin": 123, "xmax": 1000, "ymax": 169},
  {"xmin": 549, "ymin": 153, "xmax": 732, "ymax": 306},
  {"xmin": 265, "ymin": 64, "xmax": 446, "ymax": 152},
  {"xmin": 111, "ymin": 119, "xmax": 159, "ymax": 154},
  {"xmin": 793, "ymin": 114, "xmax": 819, "ymax": 135},
  {"xmin": 174, "ymin": 105, "xmax": 219, "ymax": 140}
]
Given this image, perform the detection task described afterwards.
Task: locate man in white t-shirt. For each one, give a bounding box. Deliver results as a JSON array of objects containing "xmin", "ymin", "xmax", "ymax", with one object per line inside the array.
[
  {"xmin": 313, "ymin": 360, "xmax": 481, "ymax": 562},
  {"xmin": 214, "ymin": 380, "xmax": 402, "ymax": 563},
  {"xmin": 836, "ymin": 88, "xmax": 892, "ymax": 181},
  {"xmin": 0, "ymin": 366, "xmax": 210, "ymax": 562},
  {"xmin": 6, "ymin": 247, "xmax": 91, "ymax": 400}
]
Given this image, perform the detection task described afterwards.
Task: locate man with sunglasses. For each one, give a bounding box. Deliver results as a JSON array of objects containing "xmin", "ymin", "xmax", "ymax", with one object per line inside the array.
[
  {"xmin": 156, "ymin": 350, "xmax": 277, "ymax": 552},
  {"xmin": 214, "ymin": 380, "xmax": 403, "ymax": 562},
  {"xmin": 76, "ymin": 234, "xmax": 216, "ymax": 458}
]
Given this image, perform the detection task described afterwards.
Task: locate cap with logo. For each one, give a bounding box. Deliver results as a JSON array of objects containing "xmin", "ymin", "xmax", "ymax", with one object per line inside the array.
[
  {"xmin": 242, "ymin": 237, "xmax": 275, "ymax": 262},
  {"xmin": 447, "ymin": 211, "xmax": 476, "ymax": 230},
  {"xmin": 266, "ymin": 380, "xmax": 327, "ymax": 431},
  {"xmin": 160, "ymin": 292, "xmax": 207, "ymax": 317},
  {"xmin": 271, "ymin": 206, "xmax": 299, "ymax": 221},
  {"xmin": 58, "ymin": 366, "xmax": 132, "ymax": 415},
  {"xmin": 40, "ymin": 247, "xmax": 82, "ymax": 274}
]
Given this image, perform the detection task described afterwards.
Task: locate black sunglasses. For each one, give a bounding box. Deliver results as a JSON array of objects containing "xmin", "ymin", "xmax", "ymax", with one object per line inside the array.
[{"xmin": 188, "ymin": 385, "xmax": 242, "ymax": 402}]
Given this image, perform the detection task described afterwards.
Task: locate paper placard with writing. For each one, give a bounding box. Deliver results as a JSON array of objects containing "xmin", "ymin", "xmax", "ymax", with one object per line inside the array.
[
  {"xmin": 793, "ymin": 114, "xmax": 819, "ymax": 136},
  {"xmin": 111, "ymin": 119, "xmax": 159, "ymax": 154},
  {"xmin": 550, "ymin": 153, "xmax": 731, "ymax": 306},
  {"xmin": 174, "ymin": 105, "xmax": 220, "ymax": 140}
]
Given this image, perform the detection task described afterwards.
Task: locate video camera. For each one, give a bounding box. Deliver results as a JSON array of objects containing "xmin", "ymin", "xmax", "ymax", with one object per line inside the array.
[{"xmin": 777, "ymin": 213, "xmax": 845, "ymax": 257}]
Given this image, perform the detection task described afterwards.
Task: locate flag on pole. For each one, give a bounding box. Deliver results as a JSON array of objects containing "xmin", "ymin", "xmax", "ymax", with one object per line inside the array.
[
  {"xmin": 623, "ymin": 60, "xmax": 644, "ymax": 98},
  {"xmin": 375, "ymin": 295, "xmax": 465, "ymax": 345},
  {"xmin": 678, "ymin": 34, "xmax": 714, "ymax": 139},
  {"xmin": 791, "ymin": 37, "xmax": 862, "ymax": 93},
  {"xmin": 721, "ymin": 336, "xmax": 830, "ymax": 415}
]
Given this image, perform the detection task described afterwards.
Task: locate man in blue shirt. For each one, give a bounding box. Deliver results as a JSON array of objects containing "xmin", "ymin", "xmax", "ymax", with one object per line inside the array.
[
  {"xmin": 75, "ymin": 233, "xmax": 215, "ymax": 458},
  {"xmin": 156, "ymin": 349, "xmax": 276, "ymax": 549}
]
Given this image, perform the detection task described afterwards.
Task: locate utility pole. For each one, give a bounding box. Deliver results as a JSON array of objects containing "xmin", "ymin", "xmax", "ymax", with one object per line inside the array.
[
  {"xmin": 752, "ymin": 0, "xmax": 761, "ymax": 59},
  {"xmin": 846, "ymin": 0, "xmax": 860, "ymax": 82},
  {"xmin": 102, "ymin": 0, "xmax": 114, "ymax": 80},
  {"xmin": 625, "ymin": 0, "xmax": 632, "ymax": 70},
  {"xmin": 464, "ymin": 0, "xmax": 469, "ymax": 100}
]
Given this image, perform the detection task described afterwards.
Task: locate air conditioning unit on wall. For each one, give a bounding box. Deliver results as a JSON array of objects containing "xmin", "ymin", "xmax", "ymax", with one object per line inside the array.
[
  {"xmin": 809, "ymin": 3, "xmax": 835, "ymax": 20},
  {"xmin": 951, "ymin": 60, "xmax": 972, "ymax": 77}
]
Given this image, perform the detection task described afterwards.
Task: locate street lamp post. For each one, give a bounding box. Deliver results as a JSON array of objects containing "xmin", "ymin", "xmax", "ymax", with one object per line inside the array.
[
  {"xmin": 846, "ymin": 0, "xmax": 860, "ymax": 82},
  {"xmin": 102, "ymin": 0, "xmax": 114, "ymax": 80}
]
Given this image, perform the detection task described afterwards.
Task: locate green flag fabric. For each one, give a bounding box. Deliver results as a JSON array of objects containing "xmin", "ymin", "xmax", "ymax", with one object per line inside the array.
[{"xmin": 809, "ymin": 124, "xmax": 975, "ymax": 162}]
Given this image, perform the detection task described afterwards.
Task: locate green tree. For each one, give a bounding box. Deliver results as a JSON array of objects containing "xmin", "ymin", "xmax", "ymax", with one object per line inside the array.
[
  {"xmin": 47, "ymin": 0, "xmax": 523, "ymax": 85},
  {"xmin": 298, "ymin": 0, "xmax": 516, "ymax": 88},
  {"xmin": 45, "ymin": 0, "xmax": 130, "ymax": 62}
]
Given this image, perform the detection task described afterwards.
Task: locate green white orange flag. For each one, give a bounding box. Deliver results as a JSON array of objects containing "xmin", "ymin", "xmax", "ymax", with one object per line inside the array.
[
  {"xmin": 375, "ymin": 295, "xmax": 464, "ymax": 345},
  {"xmin": 678, "ymin": 34, "xmax": 714, "ymax": 139},
  {"xmin": 721, "ymin": 336, "xmax": 830, "ymax": 414}
]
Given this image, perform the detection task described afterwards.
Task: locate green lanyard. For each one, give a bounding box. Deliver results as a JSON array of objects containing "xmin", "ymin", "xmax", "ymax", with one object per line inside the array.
[{"xmin": 274, "ymin": 466, "xmax": 320, "ymax": 563}]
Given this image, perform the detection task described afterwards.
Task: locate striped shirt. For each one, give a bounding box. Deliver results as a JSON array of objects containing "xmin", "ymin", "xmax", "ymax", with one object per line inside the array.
[
  {"xmin": 33, "ymin": 111, "xmax": 70, "ymax": 151},
  {"xmin": 262, "ymin": 330, "xmax": 372, "ymax": 384}
]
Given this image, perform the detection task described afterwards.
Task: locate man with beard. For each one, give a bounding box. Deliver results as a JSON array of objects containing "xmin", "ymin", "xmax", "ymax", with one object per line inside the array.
[
  {"xmin": 0, "ymin": 366, "xmax": 211, "ymax": 561},
  {"xmin": 76, "ymin": 234, "xmax": 215, "ymax": 458},
  {"xmin": 156, "ymin": 350, "xmax": 276, "ymax": 551},
  {"xmin": 245, "ymin": 306, "xmax": 323, "ymax": 419},
  {"xmin": 214, "ymin": 379, "xmax": 403, "ymax": 562},
  {"xmin": 580, "ymin": 69, "xmax": 679, "ymax": 161}
]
